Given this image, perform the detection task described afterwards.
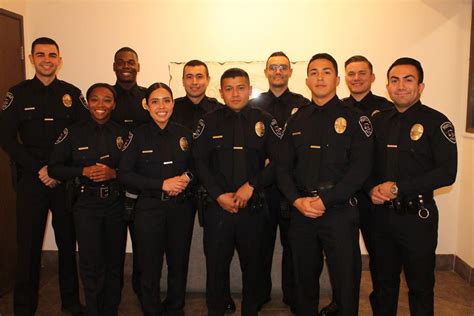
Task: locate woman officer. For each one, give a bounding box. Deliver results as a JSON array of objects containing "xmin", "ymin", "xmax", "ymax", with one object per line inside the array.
[
  {"xmin": 49, "ymin": 83, "xmax": 131, "ymax": 316},
  {"xmin": 119, "ymin": 82, "xmax": 195, "ymax": 316}
]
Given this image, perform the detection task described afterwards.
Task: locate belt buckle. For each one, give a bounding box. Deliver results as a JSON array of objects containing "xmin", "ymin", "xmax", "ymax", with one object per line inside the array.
[
  {"xmin": 100, "ymin": 186, "xmax": 109, "ymax": 199},
  {"xmin": 161, "ymin": 191, "xmax": 170, "ymax": 201}
]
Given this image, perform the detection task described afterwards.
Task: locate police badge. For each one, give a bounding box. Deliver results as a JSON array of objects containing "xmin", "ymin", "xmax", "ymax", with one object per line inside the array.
[
  {"xmin": 410, "ymin": 123, "xmax": 424, "ymax": 141},
  {"xmin": 62, "ymin": 94, "xmax": 72, "ymax": 107},
  {"xmin": 334, "ymin": 117, "xmax": 347, "ymax": 134},
  {"xmin": 180, "ymin": 137, "xmax": 189, "ymax": 151},
  {"xmin": 255, "ymin": 121, "xmax": 265, "ymax": 137}
]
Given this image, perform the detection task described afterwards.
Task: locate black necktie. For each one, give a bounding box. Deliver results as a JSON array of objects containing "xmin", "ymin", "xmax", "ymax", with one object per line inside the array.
[
  {"xmin": 386, "ymin": 114, "xmax": 400, "ymax": 181},
  {"xmin": 96, "ymin": 125, "xmax": 108, "ymax": 157},
  {"xmin": 233, "ymin": 113, "xmax": 247, "ymax": 188},
  {"xmin": 159, "ymin": 130, "xmax": 175, "ymax": 179},
  {"xmin": 306, "ymin": 107, "xmax": 326, "ymax": 190}
]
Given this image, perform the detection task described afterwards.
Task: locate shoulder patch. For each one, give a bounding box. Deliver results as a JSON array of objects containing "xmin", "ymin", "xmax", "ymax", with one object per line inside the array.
[
  {"xmin": 359, "ymin": 116, "xmax": 373, "ymax": 137},
  {"xmin": 55, "ymin": 128, "xmax": 69, "ymax": 144},
  {"xmin": 121, "ymin": 132, "xmax": 133, "ymax": 151},
  {"xmin": 2, "ymin": 91, "xmax": 14, "ymax": 111},
  {"xmin": 79, "ymin": 93, "xmax": 88, "ymax": 109},
  {"xmin": 270, "ymin": 119, "xmax": 284, "ymax": 139},
  {"xmin": 193, "ymin": 119, "xmax": 205, "ymax": 139},
  {"xmin": 440, "ymin": 121, "xmax": 456, "ymax": 144}
]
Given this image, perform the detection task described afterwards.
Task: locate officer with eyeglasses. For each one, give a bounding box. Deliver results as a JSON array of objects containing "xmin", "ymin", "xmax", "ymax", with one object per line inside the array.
[{"xmin": 249, "ymin": 51, "xmax": 309, "ymax": 313}]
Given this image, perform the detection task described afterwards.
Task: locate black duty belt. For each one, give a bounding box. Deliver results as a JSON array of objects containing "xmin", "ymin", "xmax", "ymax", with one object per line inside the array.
[
  {"xmin": 141, "ymin": 190, "xmax": 192, "ymax": 203},
  {"xmin": 383, "ymin": 194, "xmax": 434, "ymax": 219},
  {"xmin": 80, "ymin": 182, "xmax": 122, "ymax": 199},
  {"xmin": 298, "ymin": 183, "xmax": 358, "ymax": 207}
]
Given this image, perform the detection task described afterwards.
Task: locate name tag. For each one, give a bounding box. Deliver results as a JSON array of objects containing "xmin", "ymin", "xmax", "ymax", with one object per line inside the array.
[
  {"xmin": 310, "ymin": 145, "xmax": 321, "ymax": 149},
  {"xmin": 292, "ymin": 131, "xmax": 301, "ymax": 136},
  {"xmin": 387, "ymin": 144, "xmax": 398, "ymax": 148},
  {"xmin": 100, "ymin": 154, "xmax": 110, "ymax": 159},
  {"xmin": 124, "ymin": 119, "xmax": 134, "ymax": 123},
  {"xmin": 44, "ymin": 118, "xmax": 54, "ymax": 121},
  {"xmin": 212, "ymin": 135, "xmax": 223, "ymax": 139},
  {"xmin": 24, "ymin": 107, "xmax": 36, "ymax": 111},
  {"xmin": 78, "ymin": 147, "xmax": 89, "ymax": 151},
  {"xmin": 233, "ymin": 146, "xmax": 244, "ymax": 150},
  {"xmin": 163, "ymin": 161, "xmax": 173, "ymax": 165},
  {"xmin": 142, "ymin": 150, "xmax": 153, "ymax": 154}
]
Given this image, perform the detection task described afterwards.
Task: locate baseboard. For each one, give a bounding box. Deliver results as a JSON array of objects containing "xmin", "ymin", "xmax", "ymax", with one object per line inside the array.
[{"xmin": 454, "ymin": 255, "xmax": 474, "ymax": 286}]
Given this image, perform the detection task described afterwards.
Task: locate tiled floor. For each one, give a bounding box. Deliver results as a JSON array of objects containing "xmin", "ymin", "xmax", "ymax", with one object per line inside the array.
[{"xmin": 1, "ymin": 259, "xmax": 473, "ymax": 315}]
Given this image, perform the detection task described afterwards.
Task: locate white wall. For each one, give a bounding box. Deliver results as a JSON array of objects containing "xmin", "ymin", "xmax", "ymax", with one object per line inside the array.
[{"xmin": 2, "ymin": 0, "xmax": 473, "ymax": 265}]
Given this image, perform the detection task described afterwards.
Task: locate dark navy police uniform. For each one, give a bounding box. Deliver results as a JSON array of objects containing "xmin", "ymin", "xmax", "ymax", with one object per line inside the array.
[
  {"xmin": 49, "ymin": 117, "xmax": 131, "ymax": 316},
  {"xmin": 368, "ymin": 101, "xmax": 457, "ymax": 316},
  {"xmin": 119, "ymin": 121, "xmax": 195, "ymax": 316},
  {"xmin": 277, "ymin": 96, "xmax": 373, "ymax": 316},
  {"xmin": 171, "ymin": 95, "xmax": 222, "ymax": 132},
  {"xmin": 0, "ymin": 76, "xmax": 87, "ymax": 315},
  {"xmin": 193, "ymin": 105, "xmax": 281, "ymax": 316},
  {"xmin": 249, "ymin": 89, "xmax": 309, "ymax": 308}
]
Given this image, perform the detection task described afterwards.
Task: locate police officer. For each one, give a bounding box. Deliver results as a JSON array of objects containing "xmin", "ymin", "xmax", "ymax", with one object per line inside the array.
[
  {"xmin": 171, "ymin": 60, "xmax": 236, "ymax": 314},
  {"xmin": 0, "ymin": 37, "xmax": 86, "ymax": 316},
  {"xmin": 193, "ymin": 68, "xmax": 281, "ymax": 316},
  {"xmin": 277, "ymin": 53, "xmax": 373, "ymax": 316},
  {"xmin": 119, "ymin": 82, "xmax": 195, "ymax": 316},
  {"xmin": 112, "ymin": 46, "xmax": 150, "ymax": 298},
  {"xmin": 249, "ymin": 51, "xmax": 309, "ymax": 312},
  {"xmin": 368, "ymin": 57, "xmax": 457, "ymax": 316},
  {"xmin": 320, "ymin": 55, "xmax": 393, "ymax": 316},
  {"xmin": 171, "ymin": 59, "xmax": 222, "ymax": 131},
  {"xmin": 49, "ymin": 83, "xmax": 131, "ymax": 316}
]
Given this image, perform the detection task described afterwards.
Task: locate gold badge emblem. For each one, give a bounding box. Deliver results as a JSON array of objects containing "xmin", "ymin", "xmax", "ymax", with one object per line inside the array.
[
  {"xmin": 291, "ymin": 107, "xmax": 299, "ymax": 115},
  {"xmin": 179, "ymin": 137, "xmax": 189, "ymax": 151},
  {"xmin": 142, "ymin": 98, "xmax": 148, "ymax": 110},
  {"xmin": 116, "ymin": 136, "xmax": 124, "ymax": 150},
  {"xmin": 255, "ymin": 121, "xmax": 265, "ymax": 137},
  {"xmin": 334, "ymin": 117, "xmax": 347, "ymax": 134},
  {"xmin": 62, "ymin": 94, "xmax": 72, "ymax": 107},
  {"xmin": 410, "ymin": 123, "xmax": 424, "ymax": 141}
]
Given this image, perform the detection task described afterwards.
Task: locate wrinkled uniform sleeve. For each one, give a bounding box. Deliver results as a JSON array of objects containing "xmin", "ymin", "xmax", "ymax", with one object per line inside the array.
[
  {"xmin": 193, "ymin": 118, "xmax": 224, "ymax": 200},
  {"xmin": 0, "ymin": 89, "xmax": 44, "ymax": 173},
  {"xmin": 49, "ymin": 128, "xmax": 83, "ymax": 180}
]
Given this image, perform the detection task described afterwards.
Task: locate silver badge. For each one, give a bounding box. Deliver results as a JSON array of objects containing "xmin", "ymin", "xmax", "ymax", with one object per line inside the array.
[
  {"xmin": 193, "ymin": 119, "xmax": 205, "ymax": 139},
  {"xmin": 270, "ymin": 119, "xmax": 284, "ymax": 139},
  {"xmin": 440, "ymin": 121, "xmax": 456, "ymax": 144},
  {"xmin": 2, "ymin": 91, "xmax": 14, "ymax": 111},
  {"xmin": 54, "ymin": 128, "xmax": 69, "ymax": 144},
  {"xmin": 359, "ymin": 116, "xmax": 373, "ymax": 137}
]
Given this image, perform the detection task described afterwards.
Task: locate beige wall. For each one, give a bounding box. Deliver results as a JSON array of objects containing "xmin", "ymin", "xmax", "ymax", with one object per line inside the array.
[{"xmin": 2, "ymin": 0, "xmax": 473, "ymax": 265}]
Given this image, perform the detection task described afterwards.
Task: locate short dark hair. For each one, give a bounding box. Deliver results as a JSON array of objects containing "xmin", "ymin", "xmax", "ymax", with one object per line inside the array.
[
  {"xmin": 387, "ymin": 57, "xmax": 424, "ymax": 83},
  {"xmin": 183, "ymin": 60, "xmax": 209, "ymax": 77},
  {"xmin": 344, "ymin": 55, "xmax": 373, "ymax": 72},
  {"xmin": 31, "ymin": 37, "xmax": 59, "ymax": 54},
  {"xmin": 114, "ymin": 47, "xmax": 139, "ymax": 61},
  {"xmin": 266, "ymin": 51, "xmax": 290, "ymax": 67},
  {"xmin": 307, "ymin": 53, "xmax": 338, "ymax": 75},
  {"xmin": 86, "ymin": 83, "xmax": 117, "ymax": 101},
  {"xmin": 220, "ymin": 68, "xmax": 250, "ymax": 86},
  {"xmin": 146, "ymin": 82, "xmax": 173, "ymax": 101}
]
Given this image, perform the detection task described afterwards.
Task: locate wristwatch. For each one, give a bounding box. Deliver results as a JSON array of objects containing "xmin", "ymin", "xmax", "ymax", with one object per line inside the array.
[{"xmin": 390, "ymin": 182, "xmax": 399, "ymax": 197}]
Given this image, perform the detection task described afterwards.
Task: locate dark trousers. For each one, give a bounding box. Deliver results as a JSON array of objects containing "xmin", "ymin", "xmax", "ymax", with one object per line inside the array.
[
  {"xmin": 327, "ymin": 191, "xmax": 378, "ymax": 308},
  {"xmin": 372, "ymin": 202, "xmax": 438, "ymax": 316},
  {"xmin": 134, "ymin": 197, "xmax": 195, "ymax": 316},
  {"xmin": 204, "ymin": 203, "xmax": 265, "ymax": 316},
  {"xmin": 260, "ymin": 184, "xmax": 294, "ymax": 305},
  {"xmin": 74, "ymin": 193, "xmax": 127, "ymax": 316},
  {"xmin": 127, "ymin": 220, "xmax": 141, "ymax": 297},
  {"xmin": 290, "ymin": 205, "xmax": 361, "ymax": 316},
  {"xmin": 14, "ymin": 174, "xmax": 80, "ymax": 316}
]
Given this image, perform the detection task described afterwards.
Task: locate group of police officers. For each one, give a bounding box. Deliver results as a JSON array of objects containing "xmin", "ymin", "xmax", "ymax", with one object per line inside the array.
[{"xmin": 0, "ymin": 37, "xmax": 457, "ymax": 316}]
